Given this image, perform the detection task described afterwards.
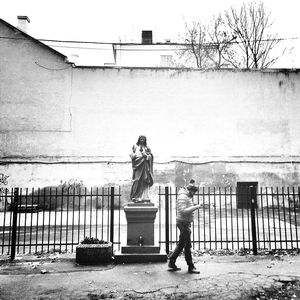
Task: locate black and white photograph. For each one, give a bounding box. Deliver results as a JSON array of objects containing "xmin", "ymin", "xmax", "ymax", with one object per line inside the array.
[{"xmin": 1, "ymin": 0, "xmax": 300, "ymax": 299}]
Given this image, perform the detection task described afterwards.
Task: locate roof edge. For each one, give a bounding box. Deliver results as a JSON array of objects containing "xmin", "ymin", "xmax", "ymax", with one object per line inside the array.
[{"xmin": 0, "ymin": 17, "xmax": 70, "ymax": 62}]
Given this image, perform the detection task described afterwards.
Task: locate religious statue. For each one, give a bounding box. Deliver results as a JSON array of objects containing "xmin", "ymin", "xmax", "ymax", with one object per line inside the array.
[{"xmin": 129, "ymin": 135, "xmax": 154, "ymax": 202}]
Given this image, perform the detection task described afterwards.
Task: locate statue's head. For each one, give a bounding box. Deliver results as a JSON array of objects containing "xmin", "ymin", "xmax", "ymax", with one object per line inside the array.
[{"xmin": 137, "ymin": 135, "xmax": 147, "ymax": 146}]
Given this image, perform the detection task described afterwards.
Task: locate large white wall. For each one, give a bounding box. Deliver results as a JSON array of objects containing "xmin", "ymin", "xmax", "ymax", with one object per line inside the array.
[{"xmin": 70, "ymin": 68, "xmax": 300, "ymax": 160}]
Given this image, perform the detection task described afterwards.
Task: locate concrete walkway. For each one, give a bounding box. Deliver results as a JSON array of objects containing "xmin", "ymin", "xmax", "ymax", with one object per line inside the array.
[{"xmin": 0, "ymin": 252, "xmax": 300, "ymax": 299}]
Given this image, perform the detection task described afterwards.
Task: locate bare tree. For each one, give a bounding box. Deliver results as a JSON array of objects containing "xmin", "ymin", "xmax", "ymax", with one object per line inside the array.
[
  {"xmin": 225, "ymin": 1, "xmax": 284, "ymax": 69},
  {"xmin": 206, "ymin": 15, "xmax": 238, "ymax": 68},
  {"xmin": 177, "ymin": 21, "xmax": 214, "ymax": 68}
]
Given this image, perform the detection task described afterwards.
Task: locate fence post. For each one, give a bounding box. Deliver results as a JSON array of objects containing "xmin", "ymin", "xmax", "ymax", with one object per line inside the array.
[
  {"xmin": 11, "ymin": 188, "xmax": 19, "ymax": 261},
  {"xmin": 110, "ymin": 187, "xmax": 114, "ymax": 253},
  {"xmin": 250, "ymin": 185, "xmax": 258, "ymax": 255},
  {"xmin": 165, "ymin": 186, "xmax": 170, "ymax": 255}
]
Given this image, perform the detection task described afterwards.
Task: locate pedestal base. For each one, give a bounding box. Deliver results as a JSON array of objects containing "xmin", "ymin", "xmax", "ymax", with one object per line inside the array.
[
  {"xmin": 124, "ymin": 202, "xmax": 158, "ymax": 246},
  {"xmin": 115, "ymin": 202, "xmax": 167, "ymax": 263}
]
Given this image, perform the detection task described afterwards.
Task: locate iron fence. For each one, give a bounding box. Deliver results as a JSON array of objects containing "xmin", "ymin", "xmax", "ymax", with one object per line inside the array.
[
  {"xmin": 158, "ymin": 186, "xmax": 300, "ymax": 253},
  {"xmin": 1, "ymin": 185, "xmax": 299, "ymax": 259},
  {"xmin": 0, "ymin": 186, "xmax": 121, "ymax": 258}
]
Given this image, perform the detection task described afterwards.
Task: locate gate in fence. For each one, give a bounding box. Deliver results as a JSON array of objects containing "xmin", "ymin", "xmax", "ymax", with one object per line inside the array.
[
  {"xmin": 158, "ymin": 186, "xmax": 300, "ymax": 253},
  {"xmin": 0, "ymin": 186, "xmax": 121, "ymax": 259}
]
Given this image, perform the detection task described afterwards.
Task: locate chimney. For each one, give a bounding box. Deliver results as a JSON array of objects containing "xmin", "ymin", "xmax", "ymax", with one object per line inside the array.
[
  {"xmin": 142, "ymin": 30, "xmax": 152, "ymax": 44},
  {"xmin": 17, "ymin": 16, "xmax": 30, "ymax": 33}
]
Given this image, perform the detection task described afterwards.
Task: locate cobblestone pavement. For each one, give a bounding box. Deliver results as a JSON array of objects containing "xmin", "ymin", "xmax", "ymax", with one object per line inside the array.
[{"xmin": 0, "ymin": 253, "xmax": 299, "ymax": 299}]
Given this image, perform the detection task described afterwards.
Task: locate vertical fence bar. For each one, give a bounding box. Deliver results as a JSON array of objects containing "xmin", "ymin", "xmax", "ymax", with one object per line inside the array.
[
  {"xmin": 78, "ymin": 188, "xmax": 81, "ymax": 244},
  {"xmin": 165, "ymin": 186, "xmax": 170, "ymax": 255},
  {"xmin": 246, "ymin": 189, "xmax": 251, "ymax": 249},
  {"xmin": 241, "ymin": 192, "xmax": 245, "ymax": 249},
  {"xmin": 107, "ymin": 187, "xmax": 110, "ymax": 242},
  {"xmin": 287, "ymin": 187, "xmax": 293, "ymax": 249},
  {"xmin": 101, "ymin": 187, "xmax": 104, "ymax": 240},
  {"xmin": 271, "ymin": 187, "xmax": 277, "ymax": 249},
  {"xmin": 170, "ymin": 187, "xmax": 173, "ymax": 249},
  {"xmin": 250, "ymin": 185, "xmax": 257, "ymax": 255},
  {"xmin": 71, "ymin": 188, "xmax": 75, "ymax": 252},
  {"xmin": 8, "ymin": 188, "xmax": 13, "ymax": 254},
  {"xmin": 293, "ymin": 187, "xmax": 299, "ymax": 249},
  {"xmin": 175, "ymin": 187, "xmax": 178, "ymax": 247},
  {"xmin": 96, "ymin": 187, "xmax": 98, "ymax": 239},
  {"xmin": 59, "ymin": 187, "xmax": 64, "ymax": 252},
  {"xmin": 236, "ymin": 186, "xmax": 239, "ymax": 250},
  {"xmin": 54, "ymin": 188, "xmax": 58, "ymax": 251},
  {"xmin": 48, "ymin": 187, "xmax": 52, "ymax": 253},
  {"xmin": 29, "ymin": 188, "xmax": 34, "ymax": 253},
  {"xmin": 259, "ymin": 187, "xmax": 266, "ymax": 250},
  {"xmin": 275, "ymin": 187, "xmax": 282, "ymax": 249},
  {"xmin": 90, "ymin": 187, "xmax": 92, "ymax": 237},
  {"xmin": 159, "ymin": 186, "xmax": 161, "ymax": 249},
  {"xmin": 214, "ymin": 187, "xmax": 217, "ymax": 249},
  {"xmin": 219, "ymin": 187, "xmax": 222, "ymax": 249},
  {"xmin": 225, "ymin": 188, "xmax": 228, "ymax": 249},
  {"xmin": 255, "ymin": 188, "xmax": 260, "ymax": 250},
  {"xmin": 66, "ymin": 187, "xmax": 70, "ymax": 251},
  {"xmin": 17, "ymin": 188, "xmax": 22, "ymax": 253},
  {"xmin": 110, "ymin": 187, "xmax": 114, "ymax": 253},
  {"xmin": 10, "ymin": 188, "xmax": 19, "ymax": 260},
  {"xmin": 265, "ymin": 187, "xmax": 271, "ymax": 250},
  {"xmin": 195, "ymin": 189, "xmax": 199, "ymax": 249},
  {"xmin": 23, "ymin": 188, "xmax": 28, "ymax": 253},
  {"xmin": 118, "ymin": 186, "xmax": 121, "ymax": 251},
  {"xmin": 202, "ymin": 187, "xmax": 205, "ymax": 249},
  {"xmin": 41, "ymin": 188, "xmax": 46, "ymax": 253},
  {"xmin": 208, "ymin": 187, "xmax": 211, "ymax": 250},
  {"xmin": 282, "ymin": 187, "xmax": 288, "ymax": 249},
  {"xmin": 35, "ymin": 188, "xmax": 40, "ymax": 253},
  {"xmin": 1, "ymin": 189, "xmax": 8, "ymax": 254},
  {"xmin": 230, "ymin": 187, "xmax": 233, "ymax": 250},
  {"xmin": 84, "ymin": 187, "xmax": 87, "ymax": 238}
]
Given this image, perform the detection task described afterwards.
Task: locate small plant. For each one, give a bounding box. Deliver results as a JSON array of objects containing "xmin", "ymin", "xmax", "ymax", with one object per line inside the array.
[{"xmin": 81, "ymin": 237, "xmax": 108, "ymax": 244}]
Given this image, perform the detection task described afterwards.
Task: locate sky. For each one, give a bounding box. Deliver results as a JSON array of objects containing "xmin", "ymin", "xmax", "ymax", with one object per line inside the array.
[{"xmin": 2, "ymin": 0, "xmax": 300, "ymax": 67}]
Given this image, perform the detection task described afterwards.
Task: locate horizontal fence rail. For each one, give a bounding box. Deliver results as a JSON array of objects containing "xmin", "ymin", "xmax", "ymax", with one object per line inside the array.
[
  {"xmin": 159, "ymin": 186, "xmax": 300, "ymax": 252},
  {"xmin": 0, "ymin": 186, "xmax": 121, "ymax": 256}
]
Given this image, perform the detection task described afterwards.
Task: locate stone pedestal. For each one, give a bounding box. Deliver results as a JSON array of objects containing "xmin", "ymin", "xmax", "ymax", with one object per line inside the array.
[
  {"xmin": 124, "ymin": 202, "xmax": 157, "ymax": 246},
  {"xmin": 114, "ymin": 201, "xmax": 167, "ymax": 263}
]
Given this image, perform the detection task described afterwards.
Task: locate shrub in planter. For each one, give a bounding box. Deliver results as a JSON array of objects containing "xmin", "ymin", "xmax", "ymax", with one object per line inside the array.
[{"xmin": 76, "ymin": 237, "xmax": 113, "ymax": 265}]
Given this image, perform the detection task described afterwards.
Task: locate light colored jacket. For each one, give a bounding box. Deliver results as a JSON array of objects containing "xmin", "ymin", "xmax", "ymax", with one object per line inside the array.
[{"xmin": 176, "ymin": 187, "xmax": 194, "ymax": 223}]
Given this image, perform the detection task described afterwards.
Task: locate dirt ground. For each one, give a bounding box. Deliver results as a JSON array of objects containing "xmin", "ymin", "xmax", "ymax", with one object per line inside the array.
[{"xmin": 0, "ymin": 251, "xmax": 300, "ymax": 299}]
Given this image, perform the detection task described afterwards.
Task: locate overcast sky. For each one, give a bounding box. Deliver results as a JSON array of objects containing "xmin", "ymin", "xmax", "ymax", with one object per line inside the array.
[{"xmin": 2, "ymin": 0, "xmax": 300, "ymax": 67}]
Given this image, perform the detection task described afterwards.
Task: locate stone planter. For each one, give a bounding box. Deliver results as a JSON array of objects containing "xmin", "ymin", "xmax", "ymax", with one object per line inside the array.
[{"xmin": 76, "ymin": 242, "xmax": 113, "ymax": 265}]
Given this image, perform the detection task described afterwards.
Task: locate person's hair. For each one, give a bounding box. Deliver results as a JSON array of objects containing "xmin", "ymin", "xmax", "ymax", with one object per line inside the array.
[
  {"xmin": 137, "ymin": 135, "xmax": 147, "ymax": 146},
  {"xmin": 186, "ymin": 179, "xmax": 198, "ymax": 193}
]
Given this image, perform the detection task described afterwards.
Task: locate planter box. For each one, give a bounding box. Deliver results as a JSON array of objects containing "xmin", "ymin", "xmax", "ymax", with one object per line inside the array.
[{"xmin": 76, "ymin": 242, "xmax": 113, "ymax": 265}]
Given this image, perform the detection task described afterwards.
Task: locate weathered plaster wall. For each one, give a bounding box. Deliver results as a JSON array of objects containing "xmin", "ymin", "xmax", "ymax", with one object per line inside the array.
[
  {"xmin": 0, "ymin": 21, "xmax": 72, "ymax": 157},
  {"xmin": 69, "ymin": 67, "xmax": 300, "ymax": 158},
  {"xmin": 1, "ymin": 19, "xmax": 300, "ymax": 188}
]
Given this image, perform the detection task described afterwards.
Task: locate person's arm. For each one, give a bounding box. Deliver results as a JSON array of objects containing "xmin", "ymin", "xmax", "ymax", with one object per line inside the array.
[{"xmin": 183, "ymin": 204, "xmax": 201, "ymax": 214}]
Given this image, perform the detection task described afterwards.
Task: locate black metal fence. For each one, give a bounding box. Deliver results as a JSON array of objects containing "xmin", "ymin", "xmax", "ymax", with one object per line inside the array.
[
  {"xmin": 1, "ymin": 185, "xmax": 300, "ymax": 259},
  {"xmin": 0, "ymin": 186, "xmax": 121, "ymax": 258},
  {"xmin": 158, "ymin": 186, "xmax": 300, "ymax": 253}
]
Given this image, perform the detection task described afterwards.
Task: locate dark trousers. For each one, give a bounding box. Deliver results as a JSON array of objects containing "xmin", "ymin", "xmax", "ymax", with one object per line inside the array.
[{"xmin": 169, "ymin": 221, "xmax": 193, "ymax": 266}]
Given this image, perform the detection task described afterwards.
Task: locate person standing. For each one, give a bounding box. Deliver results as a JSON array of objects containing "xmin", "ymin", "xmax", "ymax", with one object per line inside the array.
[
  {"xmin": 168, "ymin": 179, "xmax": 201, "ymax": 274},
  {"xmin": 129, "ymin": 135, "xmax": 154, "ymax": 202}
]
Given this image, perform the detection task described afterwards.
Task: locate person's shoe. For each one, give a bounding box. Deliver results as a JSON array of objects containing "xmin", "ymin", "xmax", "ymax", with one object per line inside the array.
[
  {"xmin": 188, "ymin": 265, "xmax": 200, "ymax": 274},
  {"xmin": 168, "ymin": 261, "xmax": 181, "ymax": 271}
]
